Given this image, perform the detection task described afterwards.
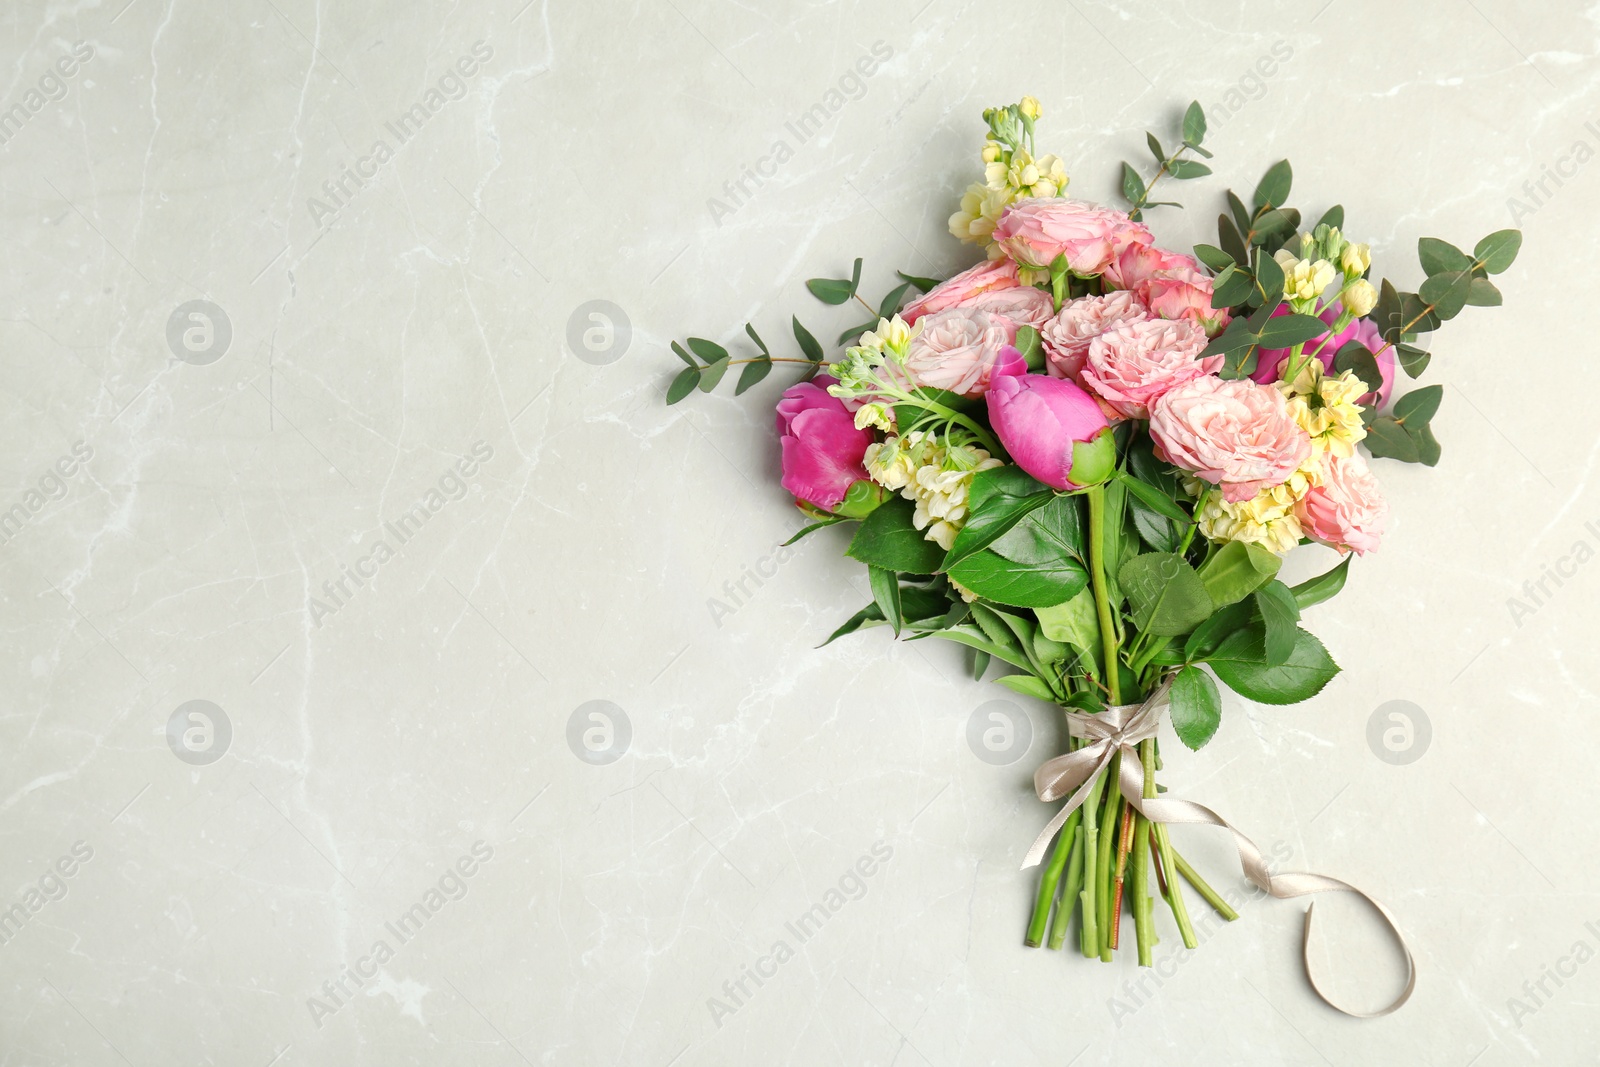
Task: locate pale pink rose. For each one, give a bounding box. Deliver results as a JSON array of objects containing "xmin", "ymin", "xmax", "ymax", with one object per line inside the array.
[
  {"xmin": 992, "ymin": 198, "xmax": 1128, "ymax": 275},
  {"xmin": 1297, "ymin": 451, "xmax": 1388, "ymax": 555},
  {"xmin": 960, "ymin": 285, "xmax": 1056, "ymax": 330},
  {"xmin": 901, "ymin": 259, "xmax": 1020, "ymax": 324},
  {"xmin": 1149, "ymin": 377, "xmax": 1311, "ymax": 503},
  {"xmin": 902, "ymin": 306, "xmax": 1019, "ymax": 397},
  {"xmin": 1080, "ymin": 318, "xmax": 1220, "ymax": 420},
  {"xmin": 1103, "ymin": 242, "xmax": 1193, "ymax": 291},
  {"xmin": 1040, "ymin": 291, "xmax": 1150, "ymax": 382},
  {"xmin": 1138, "ymin": 262, "xmax": 1231, "ymax": 336}
]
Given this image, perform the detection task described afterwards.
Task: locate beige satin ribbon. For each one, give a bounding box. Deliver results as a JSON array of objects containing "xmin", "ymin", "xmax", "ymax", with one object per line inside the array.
[{"xmin": 1022, "ymin": 679, "xmax": 1417, "ymax": 1018}]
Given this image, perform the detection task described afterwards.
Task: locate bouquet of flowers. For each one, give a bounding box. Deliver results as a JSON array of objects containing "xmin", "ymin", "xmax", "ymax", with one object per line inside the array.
[{"xmin": 665, "ymin": 97, "xmax": 1518, "ymax": 1015}]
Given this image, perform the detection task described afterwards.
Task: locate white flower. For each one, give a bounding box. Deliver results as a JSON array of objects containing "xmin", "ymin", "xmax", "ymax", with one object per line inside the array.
[
  {"xmin": 865, "ymin": 431, "xmax": 1002, "ymax": 549},
  {"xmin": 1341, "ymin": 278, "xmax": 1378, "ymax": 317}
]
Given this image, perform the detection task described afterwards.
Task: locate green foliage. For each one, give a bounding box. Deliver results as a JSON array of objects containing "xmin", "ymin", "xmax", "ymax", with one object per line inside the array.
[
  {"xmin": 1168, "ymin": 665, "xmax": 1222, "ymax": 750},
  {"xmin": 847, "ymin": 498, "xmax": 945, "ymax": 574}
]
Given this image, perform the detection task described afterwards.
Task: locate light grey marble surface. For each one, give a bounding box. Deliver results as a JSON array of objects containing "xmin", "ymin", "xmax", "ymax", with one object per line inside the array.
[{"xmin": 2, "ymin": 0, "xmax": 1597, "ymax": 1063}]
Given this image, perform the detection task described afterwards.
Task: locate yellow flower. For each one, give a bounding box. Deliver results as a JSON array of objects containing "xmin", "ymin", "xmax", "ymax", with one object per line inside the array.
[
  {"xmin": 1341, "ymin": 278, "xmax": 1378, "ymax": 317},
  {"xmin": 1019, "ymin": 95, "xmax": 1042, "ymax": 121},
  {"xmin": 1192, "ymin": 477, "xmax": 1307, "ymax": 555},
  {"xmin": 949, "ymin": 182, "xmax": 1016, "ymax": 246},
  {"xmin": 1340, "ymin": 242, "xmax": 1371, "ymax": 277},
  {"xmin": 866, "ymin": 432, "xmax": 1002, "ymax": 549},
  {"xmin": 1275, "ymin": 251, "xmax": 1338, "ymax": 304},
  {"xmin": 1278, "ymin": 362, "xmax": 1368, "ymax": 458}
]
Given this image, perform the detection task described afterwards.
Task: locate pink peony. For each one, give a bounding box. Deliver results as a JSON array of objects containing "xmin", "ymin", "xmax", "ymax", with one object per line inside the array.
[
  {"xmin": 775, "ymin": 375, "xmax": 874, "ymax": 510},
  {"xmin": 1251, "ymin": 304, "xmax": 1396, "ymax": 407},
  {"xmin": 1148, "ymin": 377, "xmax": 1311, "ymax": 503},
  {"xmin": 1040, "ymin": 290, "xmax": 1150, "ymax": 382},
  {"xmin": 901, "ymin": 259, "xmax": 1020, "ymax": 325},
  {"xmin": 992, "ymin": 198, "xmax": 1128, "ymax": 275},
  {"xmin": 1297, "ymin": 451, "xmax": 1388, "ymax": 555},
  {"xmin": 960, "ymin": 285, "xmax": 1056, "ymax": 331},
  {"xmin": 1138, "ymin": 262, "xmax": 1231, "ymax": 337},
  {"xmin": 1080, "ymin": 318, "xmax": 1220, "ymax": 420},
  {"xmin": 902, "ymin": 307, "xmax": 1019, "ymax": 397},
  {"xmin": 986, "ymin": 373, "xmax": 1115, "ymax": 491}
]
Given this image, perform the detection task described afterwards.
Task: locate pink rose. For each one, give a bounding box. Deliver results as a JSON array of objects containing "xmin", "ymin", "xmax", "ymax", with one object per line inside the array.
[
  {"xmin": 1080, "ymin": 318, "xmax": 1220, "ymax": 420},
  {"xmin": 986, "ymin": 373, "xmax": 1115, "ymax": 491},
  {"xmin": 1138, "ymin": 262, "xmax": 1231, "ymax": 337},
  {"xmin": 902, "ymin": 307, "xmax": 1019, "ymax": 397},
  {"xmin": 992, "ymin": 198, "xmax": 1128, "ymax": 275},
  {"xmin": 1297, "ymin": 451, "xmax": 1388, "ymax": 555},
  {"xmin": 901, "ymin": 259, "xmax": 1020, "ymax": 325},
  {"xmin": 960, "ymin": 285, "xmax": 1056, "ymax": 331},
  {"xmin": 1251, "ymin": 304, "xmax": 1395, "ymax": 407},
  {"xmin": 1040, "ymin": 291, "xmax": 1149, "ymax": 382},
  {"xmin": 775, "ymin": 374, "xmax": 874, "ymax": 511},
  {"xmin": 1149, "ymin": 377, "xmax": 1311, "ymax": 503},
  {"xmin": 1102, "ymin": 242, "xmax": 1192, "ymax": 292}
]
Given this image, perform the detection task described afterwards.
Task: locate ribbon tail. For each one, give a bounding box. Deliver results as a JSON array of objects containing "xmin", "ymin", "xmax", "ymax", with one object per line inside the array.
[
  {"xmin": 1020, "ymin": 752, "xmax": 1111, "ymax": 870},
  {"xmin": 1121, "ymin": 776, "xmax": 1416, "ymax": 1018}
]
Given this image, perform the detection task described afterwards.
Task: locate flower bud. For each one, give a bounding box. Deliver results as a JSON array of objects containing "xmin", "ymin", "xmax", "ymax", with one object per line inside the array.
[
  {"xmin": 1019, "ymin": 95, "xmax": 1042, "ymax": 121},
  {"xmin": 834, "ymin": 479, "xmax": 890, "ymax": 519},
  {"xmin": 1341, "ymin": 278, "xmax": 1378, "ymax": 318},
  {"xmin": 985, "ymin": 373, "xmax": 1114, "ymax": 490},
  {"xmin": 1340, "ymin": 241, "xmax": 1371, "ymax": 277}
]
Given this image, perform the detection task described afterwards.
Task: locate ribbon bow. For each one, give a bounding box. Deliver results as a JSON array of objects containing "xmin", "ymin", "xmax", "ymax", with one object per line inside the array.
[{"xmin": 1022, "ymin": 681, "xmax": 1417, "ymax": 1019}]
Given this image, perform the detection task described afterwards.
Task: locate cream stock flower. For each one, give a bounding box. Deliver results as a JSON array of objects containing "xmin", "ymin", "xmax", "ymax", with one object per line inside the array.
[
  {"xmin": 1341, "ymin": 278, "xmax": 1378, "ymax": 317},
  {"xmin": 1275, "ymin": 249, "xmax": 1339, "ymax": 305},
  {"xmin": 864, "ymin": 431, "xmax": 1002, "ymax": 550},
  {"xmin": 1191, "ymin": 474, "xmax": 1308, "ymax": 556},
  {"xmin": 1339, "ymin": 241, "xmax": 1371, "ymax": 277},
  {"xmin": 1278, "ymin": 361, "xmax": 1367, "ymax": 458},
  {"xmin": 950, "ymin": 182, "xmax": 1017, "ymax": 247}
]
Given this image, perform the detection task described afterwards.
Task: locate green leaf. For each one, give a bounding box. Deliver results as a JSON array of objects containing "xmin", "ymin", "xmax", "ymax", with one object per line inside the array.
[
  {"xmin": 1252, "ymin": 159, "xmax": 1293, "ymax": 210},
  {"xmin": 1193, "ymin": 243, "xmax": 1234, "ymax": 272},
  {"xmin": 698, "ymin": 356, "xmax": 730, "ymax": 392},
  {"xmin": 971, "ymin": 650, "xmax": 990, "ymax": 681},
  {"xmin": 671, "ymin": 341, "xmax": 698, "ymax": 368},
  {"xmin": 1168, "ymin": 665, "xmax": 1222, "ymax": 750},
  {"xmin": 735, "ymin": 357, "xmax": 772, "ymax": 395},
  {"xmin": 846, "ymin": 497, "xmax": 944, "ymax": 574},
  {"xmin": 1474, "ymin": 229, "xmax": 1522, "ymax": 274},
  {"xmin": 821, "ymin": 602, "xmax": 882, "ymax": 646},
  {"xmin": 1218, "ymin": 213, "xmax": 1250, "ymax": 265},
  {"xmin": 1256, "ymin": 312, "xmax": 1328, "ymax": 348},
  {"xmin": 1417, "ymin": 237, "xmax": 1472, "ymax": 276},
  {"xmin": 1254, "ymin": 580, "xmax": 1301, "ymax": 667},
  {"xmin": 1249, "ymin": 208, "xmax": 1297, "ymax": 247},
  {"xmin": 1226, "ymin": 191, "xmax": 1252, "ymax": 236},
  {"xmin": 1196, "ymin": 540, "xmax": 1281, "ymax": 608},
  {"xmin": 1208, "ymin": 624, "xmax": 1339, "ymax": 705},
  {"xmin": 1418, "ymin": 270, "xmax": 1471, "ymax": 320},
  {"xmin": 995, "ymin": 673, "xmax": 1056, "ymax": 701},
  {"xmin": 666, "ymin": 365, "xmax": 700, "ymax": 404},
  {"xmin": 1168, "ymin": 159, "xmax": 1212, "ymax": 179},
  {"xmin": 1121, "ymin": 162, "xmax": 1146, "ymax": 204},
  {"xmin": 942, "ymin": 467, "xmax": 1055, "ymax": 571},
  {"xmin": 837, "ymin": 321, "xmax": 876, "ymax": 347},
  {"xmin": 1396, "ymin": 343, "xmax": 1431, "ymax": 379},
  {"xmin": 869, "ymin": 566, "xmax": 902, "ymax": 637},
  {"xmin": 1183, "ymin": 600, "xmax": 1253, "ymax": 661},
  {"xmin": 1394, "ymin": 384, "xmax": 1443, "ymax": 426},
  {"xmin": 1146, "ymin": 131, "xmax": 1166, "ymax": 167},
  {"xmin": 1316, "ymin": 204, "xmax": 1344, "ymax": 231},
  {"xmin": 1466, "ymin": 277, "xmax": 1502, "ymax": 307},
  {"xmin": 1364, "ymin": 416, "xmax": 1420, "ymax": 462},
  {"xmin": 783, "ymin": 517, "xmax": 846, "ymax": 546},
  {"xmin": 1013, "ymin": 324, "xmax": 1042, "ymax": 368},
  {"xmin": 1251, "ymin": 251, "xmax": 1285, "ymax": 307},
  {"xmin": 897, "ymin": 270, "xmax": 942, "ymax": 293},
  {"xmin": 1333, "ymin": 341, "xmax": 1384, "ymax": 394},
  {"xmin": 933, "ymin": 625, "xmax": 1034, "ymax": 673},
  {"xmin": 793, "ymin": 316, "xmax": 825, "ymax": 362},
  {"xmin": 744, "ymin": 322, "xmax": 770, "ymax": 357},
  {"xmin": 989, "ymin": 493, "xmax": 1086, "ymax": 566},
  {"xmin": 1035, "ymin": 587, "xmax": 1100, "ymax": 658},
  {"xmin": 1411, "ymin": 422, "xmax": 1442, "ymax": 466},
  {"xmin": 949, "ymin": 548, "xmax": 1089, "ymax": 609},
  {"xmin": 877, "ymin": 281, "xmax": 914, "ymax": 320},
  {"xmin": 806, "ymin": 278, "xmax": 853, "ymax": 305},
  {"xmin": 1288, "ymin": 556, "xmax": 1351, "ymax": 610},
  {"xmin": 849, "ymin": 257, "xmax": 863, "ymax": 297},
  {"xmin": 1119, "ymin": 552, "xmax": 1214, "ymax": 637},
  {"xmin": 686, "ymin": 337, "xmax": 729, "ymax": 363},
  {"xmin": 1182, "ymin": 100, "xmax": 1207, "ymax": 146},
  {"xmin": 1115, "ymin": 469, "xmax": 1192, "ymax": 525}
]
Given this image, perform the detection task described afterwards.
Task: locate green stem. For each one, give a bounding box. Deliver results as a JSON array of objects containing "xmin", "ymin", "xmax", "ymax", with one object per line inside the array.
[
  {"xmin": 1153, "ymin": 821, "xmax": 1198, "ymax": 949},
  {"xmin": 1175, "ymin": 851, "xmax": 1238, "ymax": 922},
  {"xmin": 1025, "ymin": 807, "xmax": 1081, "ymax": 947},
  {"xmin": 1078, "ymin": 771, "xmax": 1106, "ymax": 958},
  {"xmin": 1132, "ymin": 741, "xmax": 1157, "ymax": 965},
  {"xmin": 1085, "ymin": 484, "xmax": 1121, "ymax": 706},
  {"xmin": 1049, "ymin": 824, "xmax": 1086, "ymax": 950},
  {"xmin": 1097, "ymin": 756, "xmax": 1122, "ymax": 961}
]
